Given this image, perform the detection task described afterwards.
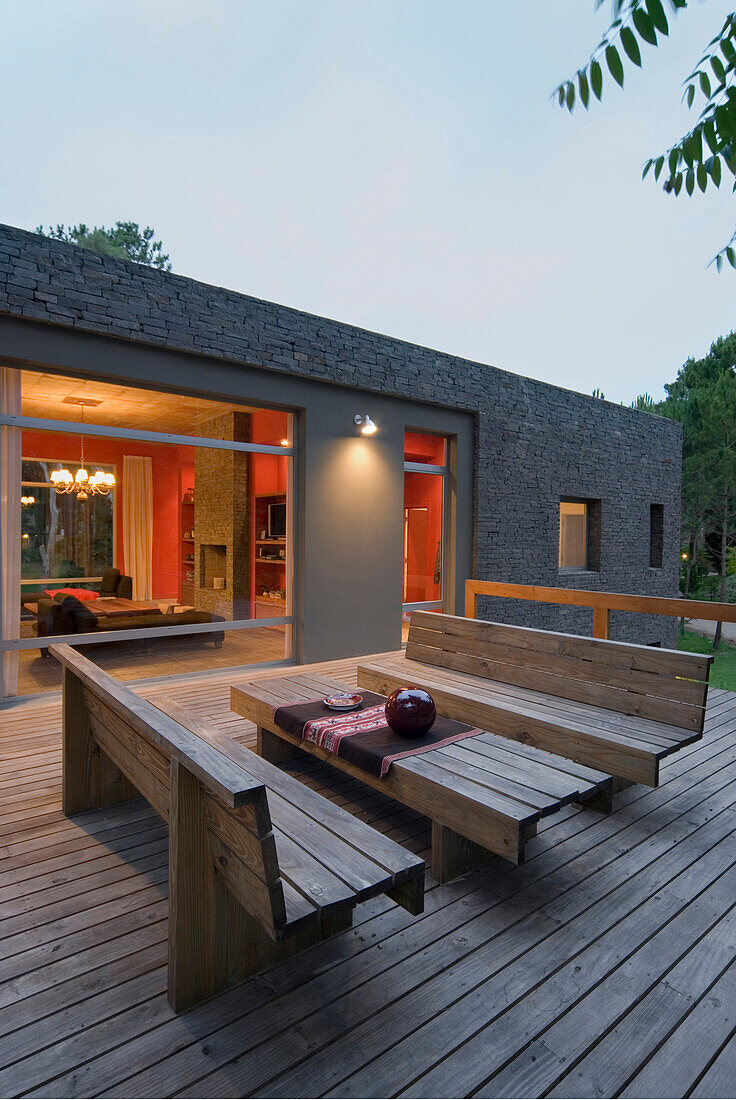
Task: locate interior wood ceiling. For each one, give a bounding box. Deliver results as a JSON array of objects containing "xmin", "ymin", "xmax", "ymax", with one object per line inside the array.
[{"xmin": 20, "ymin": 371, "xmax": 265, "ymax": 434}]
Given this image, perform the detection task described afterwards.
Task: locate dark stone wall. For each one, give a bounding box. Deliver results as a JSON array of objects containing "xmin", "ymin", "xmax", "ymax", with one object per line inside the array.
[{"xmin": 0, "ymin": 223, "xmax": 682, "ymax": 646}]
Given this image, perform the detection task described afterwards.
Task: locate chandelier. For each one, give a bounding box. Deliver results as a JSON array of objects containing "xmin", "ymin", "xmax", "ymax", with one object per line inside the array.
[{"xmin": 50, "ymin": 405, "xmax": 115, "ymax": 501}]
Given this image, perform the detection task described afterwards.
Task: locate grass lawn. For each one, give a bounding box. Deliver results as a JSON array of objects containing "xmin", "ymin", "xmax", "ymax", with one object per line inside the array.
[{"xmin": 678, "ymin": 628, "xmax": 736, "ymax": 691}]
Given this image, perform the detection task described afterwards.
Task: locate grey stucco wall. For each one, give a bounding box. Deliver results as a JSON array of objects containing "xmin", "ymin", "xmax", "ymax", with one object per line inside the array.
[{"xmin": 0, "ymin": 223, "xmax": 682, "ymax": 649}]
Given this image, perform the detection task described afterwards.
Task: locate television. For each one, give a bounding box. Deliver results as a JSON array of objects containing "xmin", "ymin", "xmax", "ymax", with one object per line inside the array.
[{"xmin": 267, "ymin": 502, "xmax": 286, "ymax": 539}]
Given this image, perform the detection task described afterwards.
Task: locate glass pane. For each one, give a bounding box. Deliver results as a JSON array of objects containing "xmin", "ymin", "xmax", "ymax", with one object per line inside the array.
[
  {"xmin": 20, "ymin": 426, "xmax": 292, "ymax": 626},
  {"xmin": 15, "ymin": 624, "xmax": 289, "ymax": 696},
  {"xmin": 404, "ymin": 430, "xmax": 446, "ymax": 465},
  {"xmin": 559, "ymin": 501, "xmax": 587, "ymax": 568},
  {"xmin": 20, "ymin": 370, "xmax": 292, "ymax": 445},
  {"xmin": 21, "ymin": 486, "xmax": 114, "ymax": 583},
  {"xmin": 403, "ymin": 471, "xmax": 443, "ymax": 603}
]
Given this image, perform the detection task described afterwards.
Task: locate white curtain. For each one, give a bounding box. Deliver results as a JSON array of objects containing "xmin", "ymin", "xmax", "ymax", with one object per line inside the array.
[
  {"xmin": 0, "ymin": 367, "xmax": 21, "ymax": 698},
  {"xmin": 123, "ymin": 455, "xmax": 153, "ymax": 600}
]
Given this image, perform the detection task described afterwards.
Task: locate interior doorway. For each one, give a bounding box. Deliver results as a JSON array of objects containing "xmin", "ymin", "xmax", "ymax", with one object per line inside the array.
[{"xmin": 402, "ymin": 431, "xmax": 448, "ymax": 642}]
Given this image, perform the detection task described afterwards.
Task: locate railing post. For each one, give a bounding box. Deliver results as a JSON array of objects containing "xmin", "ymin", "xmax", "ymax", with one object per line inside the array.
[
  {"xmin": 464, "ymin": 581, "xmax": 477, "ymax": 619},
  {"xmin": 592, "ymin": 607, "xmax": 611, "ymax": 639}
]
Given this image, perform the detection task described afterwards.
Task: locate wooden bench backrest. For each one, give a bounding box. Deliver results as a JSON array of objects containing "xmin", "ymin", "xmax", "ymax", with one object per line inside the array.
[
  {"xmin": 52, "ymin": 643, "xmax": 289, "ymax": 938},
  {"xmin": 406, "ymin": 612, "xmax": 713, "ymax": 734}
]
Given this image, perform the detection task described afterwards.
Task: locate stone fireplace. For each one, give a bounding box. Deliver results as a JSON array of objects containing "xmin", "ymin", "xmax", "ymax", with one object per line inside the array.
[{"xmin": 193, "ymin": 411, "xmax": 252, "ymax": 619}]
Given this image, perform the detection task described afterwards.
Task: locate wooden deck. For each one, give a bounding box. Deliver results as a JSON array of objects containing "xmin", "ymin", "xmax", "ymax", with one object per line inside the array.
[{"xmin": 2, "ymin": 656, "xmax": 736, "ymax": 1098}]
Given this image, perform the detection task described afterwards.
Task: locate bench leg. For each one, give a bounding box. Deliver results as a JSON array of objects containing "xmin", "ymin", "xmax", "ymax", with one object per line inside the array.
[
  {"xmin": 430, "ymin": 821, "xmax": 496, "ymax": 884},
  {"xmin": 215, "ymin": 892, "xmax": 354, "ymax": 989},
  {"xmin": 169, "ymin": 759, "xmax": 354, "ymax": 1012},
  {"xmin": 258, "ymin": 725, "xmax": 300, "ymax": 765},
  {"xmin": 62, "ymin": 667, "xmax": 135, "ymax": 815},
  {"xmin": 168, "ymin": 759, "xmax": 217, "ymax": 1013},
  {"xmin": 577, "ymin": 787, "xmax": 614, "ymax": 814}
]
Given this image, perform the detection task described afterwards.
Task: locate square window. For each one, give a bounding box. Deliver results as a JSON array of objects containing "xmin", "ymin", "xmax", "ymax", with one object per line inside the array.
[{"xmin": 559, "ymin": 499, "xmax": 601, "ymax": 571}]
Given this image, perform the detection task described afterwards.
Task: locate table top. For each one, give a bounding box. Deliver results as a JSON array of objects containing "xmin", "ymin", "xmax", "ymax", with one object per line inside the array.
[{"xmin": 23, "ymin": 597, "xmax": 154, "ymax": 617}]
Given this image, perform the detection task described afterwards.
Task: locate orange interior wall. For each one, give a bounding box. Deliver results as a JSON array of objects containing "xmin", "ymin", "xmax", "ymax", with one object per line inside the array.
[{"xmin": 404, "ymin": 430, "xmax": 445, "ymax": 465}]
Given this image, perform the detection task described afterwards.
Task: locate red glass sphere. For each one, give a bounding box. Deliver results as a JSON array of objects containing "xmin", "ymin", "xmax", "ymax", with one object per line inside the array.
[{"xmin": 385, "ymin": 687, "xmax": 437, "ymax": 738}]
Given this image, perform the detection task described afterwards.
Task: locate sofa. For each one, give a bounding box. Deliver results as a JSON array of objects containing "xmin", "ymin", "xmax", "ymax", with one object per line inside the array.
[
  {"xmin": 34, "ymin": 593, "xmax": 225, "ymax": 649},
  {"xmin": 99, "ymin": 567, "xmax": 133, "ymax": 600}
]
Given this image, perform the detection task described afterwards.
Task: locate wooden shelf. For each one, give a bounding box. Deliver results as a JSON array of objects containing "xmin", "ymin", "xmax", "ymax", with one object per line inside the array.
[{"xmin": 255, "ymin": 539, "xmax": 286, "ymax": 546}]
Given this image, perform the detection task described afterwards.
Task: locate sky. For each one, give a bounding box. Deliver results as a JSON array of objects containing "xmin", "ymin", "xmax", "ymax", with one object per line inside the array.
[{"xmin": 2, "ymin": 0, "xmax": 735, "ymax": 403}]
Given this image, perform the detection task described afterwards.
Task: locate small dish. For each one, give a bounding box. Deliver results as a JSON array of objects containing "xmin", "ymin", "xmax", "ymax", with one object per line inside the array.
[{"xmin": 324, "ymin": 693, "xmax": 363, "ymax": 712}]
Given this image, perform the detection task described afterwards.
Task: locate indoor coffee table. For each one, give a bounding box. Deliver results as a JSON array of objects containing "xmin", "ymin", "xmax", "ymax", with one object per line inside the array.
[
  {"xmin": 231, "ymin": 671, "xmax": 612, "ymax": 883},
  {"xmin": 24, "ymin": 597, "xmax": 153, "ymax": 619}
]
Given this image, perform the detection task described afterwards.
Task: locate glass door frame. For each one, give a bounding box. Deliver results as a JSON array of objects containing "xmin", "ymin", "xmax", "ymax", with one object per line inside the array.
[{"xmin": 402, "ymin": 438, "xmax": 451, "ymax": 623}]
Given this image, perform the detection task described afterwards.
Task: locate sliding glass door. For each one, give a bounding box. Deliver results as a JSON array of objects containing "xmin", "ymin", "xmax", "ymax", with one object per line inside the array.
[{"xmin": 402, "ymin": 431, "xmax": 448, "ymax": 641}]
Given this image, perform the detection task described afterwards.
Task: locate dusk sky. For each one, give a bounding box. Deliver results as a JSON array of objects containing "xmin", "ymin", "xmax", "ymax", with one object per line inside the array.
[{"xmin": 3, "ymin": 0, "xmax": 735, "ymax": 403}]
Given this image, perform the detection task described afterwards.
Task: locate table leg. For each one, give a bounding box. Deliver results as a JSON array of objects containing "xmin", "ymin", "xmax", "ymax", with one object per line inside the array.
[
  {"xmin": 430, "ymin": 821, "xmax": 496, "ymax": 884},
  {"xmin": 257, "ymin": 725, "xmax": 301, "ymax": 764}
]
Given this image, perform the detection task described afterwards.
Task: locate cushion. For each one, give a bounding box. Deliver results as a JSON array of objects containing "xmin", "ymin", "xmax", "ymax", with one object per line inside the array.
[
  {"xmin": 100, "ymin": 567, "xmax": 121, "ymax": 596},
  {"xmin": 46, "ymin": 588, "xmax": 99, "ymax": 602}
]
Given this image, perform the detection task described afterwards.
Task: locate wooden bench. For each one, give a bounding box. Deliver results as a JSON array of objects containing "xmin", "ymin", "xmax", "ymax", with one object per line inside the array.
[
  {"xmin": 358, "ymin": 612, "xmax": 713, "ymax": 788},
  {"xmin": 231, "ymin": 670, "xmax": 613, "ymax": 884},
  {"xmin": 51, "ymin": 644, "xmax": 425, "ymax": 1013}
]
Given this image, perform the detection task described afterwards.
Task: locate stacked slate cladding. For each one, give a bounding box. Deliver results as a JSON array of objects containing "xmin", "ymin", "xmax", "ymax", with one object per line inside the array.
[{"xmin": 0, "ymin": 223, "xmax": 681, "ymax": 646}]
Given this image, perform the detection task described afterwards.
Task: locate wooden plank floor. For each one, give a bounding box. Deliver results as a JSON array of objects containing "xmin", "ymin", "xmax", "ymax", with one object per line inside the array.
[{"xmin": 2, "ymin": 659, "xmax": 736, "ymax": 1098}]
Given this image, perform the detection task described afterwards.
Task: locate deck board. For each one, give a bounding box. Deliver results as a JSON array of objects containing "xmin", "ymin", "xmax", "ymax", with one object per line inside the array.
[{"xmin": 1, "ymin": 661, "xmax": 736, "ymax": 1097}]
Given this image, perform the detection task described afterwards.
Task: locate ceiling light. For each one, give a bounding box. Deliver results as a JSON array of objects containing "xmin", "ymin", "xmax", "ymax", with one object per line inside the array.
[
  {"xmin": 353, "ymin": 414, "xmax": 377, "ymax": 436},
  {"xmin": 51, "ymin": 404, "xmax": 115, "ymax": 500}
]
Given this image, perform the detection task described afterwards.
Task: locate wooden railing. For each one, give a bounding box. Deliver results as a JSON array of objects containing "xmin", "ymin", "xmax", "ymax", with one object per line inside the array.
[{"xmin": 464, "ymin": 580, "xmax": 736, "ymax": 640}]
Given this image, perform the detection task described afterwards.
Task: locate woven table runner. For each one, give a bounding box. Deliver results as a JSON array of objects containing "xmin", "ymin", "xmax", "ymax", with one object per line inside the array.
[{"xmin": 272, "ymin": 690, "xmax": 481, "ymax": 778}]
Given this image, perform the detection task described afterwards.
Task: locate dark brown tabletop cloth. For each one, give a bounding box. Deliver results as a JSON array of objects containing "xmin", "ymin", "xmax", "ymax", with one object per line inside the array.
[{"xmin": 272, "ymin": 691, "xmax": 481, "ymax": 778}]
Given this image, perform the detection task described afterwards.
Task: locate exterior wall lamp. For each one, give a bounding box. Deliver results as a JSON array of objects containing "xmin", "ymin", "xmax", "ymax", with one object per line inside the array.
[{"xmin": 354, "ymin": 414, "xmax": 377, "ymax": 436}]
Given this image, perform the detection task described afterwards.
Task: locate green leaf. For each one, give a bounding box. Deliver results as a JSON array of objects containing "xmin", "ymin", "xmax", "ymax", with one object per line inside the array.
[
  {"xmin": 705, "ymin": 119, "xmax": 719, "ymax": 154},
  {"xmin": 727, "ymin": 246, "xmax": 736, "ymax": 269},
  {"xmin": 578, "ymin": 70, "xmax": 590, "ymax": 109},
  {"xmin": 646, "ymin": 0, "xmax": 669, "ymax": 35},
  {"xmin": 722, "ymin": 38, "xmax": 736, "ymax": 64},
  {"xmin": 686, "ymin": 168, "xmax": 695, "ymax": 195},
  {"xmin": 591, "ymin": 59, "xmax": 603, "ymax": 100},
  {"xmin": 717, "ymin": 252, "xmax": 724, "ymax": 273},
  {"xmin": 632, "ymin": 8, "xmax": 657, "ymax": 45},
  {"xmin": 715, "ymin": 104, "xmax": 733, "ymax": 141},
  {"xmin": 558, "ymin": 85, "xmax": 566, "ymax": 107},
  {"xmin": 621, "ymin": 26, "xmax": 642, "ymax": 66},
  {"xmin": 712, "ymin": 155, "xmax": 722, "ymax": 186},
  {"xmin": 643, "ymin": 158, "xmax": 653, "ymax": 179},
  {"xmin": 686, "ymin": 83, "xmax": 695, "ymax": 108},
  {"xmin": 654, "ymin": 155, "xmax": 665, "ymax": 180},
  {"xmin": 691, "ymin": 127, "xmax": 703, "ymax": 163},
  {"xmin": 700, "ymin": 71, "xmax": 712, "ymax": 98},
  {"xmin": 712, "ymin": 55, "xmax": 726, "ymax": 84},
  {"xmin": 606, "ymin": 44, "xmax": 624, "ymax": 87},
  {"xmin": 566, "ymin": 81, "xmax": 575, "ymax": 112},
  {"xmin": 698, "ymin": 164, "xmax": 708, "ymax": 191},
  {"xmin": 674, "ymin": 172, "xmax": 683, "ymax": 195},
  {"xmin": 669, "ymin": 148, "xmax": 680, "ymax": 176}
]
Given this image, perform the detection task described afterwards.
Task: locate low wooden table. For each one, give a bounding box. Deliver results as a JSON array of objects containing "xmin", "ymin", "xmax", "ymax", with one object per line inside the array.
[{"xmin": 231, "ymin": 671, "xmax": 613, "ymax": 883}]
